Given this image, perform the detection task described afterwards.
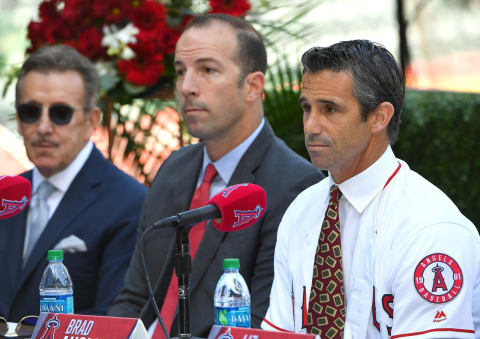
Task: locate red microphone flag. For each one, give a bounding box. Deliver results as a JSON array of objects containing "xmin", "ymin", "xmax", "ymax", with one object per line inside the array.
[
  {"xmin": 0, "ymin": 175, "xmax": 32, "ymax": 219},
  {"xmin": 208, "ymin": 183, "xmax": 266, "ymax": 232}
]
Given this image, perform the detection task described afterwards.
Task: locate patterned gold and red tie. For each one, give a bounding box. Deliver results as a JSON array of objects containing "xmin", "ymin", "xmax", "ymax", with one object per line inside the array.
[
  {"xmin": 306, "ymin": 185, "xmax": 345, "ymax": 338},
  {"xmin": 152, "ymin": 164, "xmax": 218, "ymax": 339}
]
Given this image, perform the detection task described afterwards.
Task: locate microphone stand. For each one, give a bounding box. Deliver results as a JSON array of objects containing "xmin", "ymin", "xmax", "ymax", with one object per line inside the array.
[
  {"xmin": 175, "ymin": 224, "xmax": 192, "ymax": 338},
  {"xmin": 155, "ymin": 215, "xmax": 195, "ymax": 338}
]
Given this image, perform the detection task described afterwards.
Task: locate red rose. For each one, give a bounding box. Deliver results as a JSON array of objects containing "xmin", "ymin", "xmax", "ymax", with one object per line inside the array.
[
  {"xmin": 129, "ymin": 0, "xmax": 166, "ymax": 33},
  {"xmin": 117, "ymin": 53, "xmax": 165, "ymax": 86},
  {"xmin": 62, "ymin": 0, "xmax": 92, "ymax": 27},
  {"xmin": 39, "ymin": 0, "xmax": 60, "ymax": 21},
  {"xmin": 209, "ymin": 0, "xmax": 251, "ymax": 16},
  {"xmin": 158, "ymin": 26, "xmax": 181, "ymax": 55},
  {"xmin": 133, "ymin": 30, "xmax": 159, "ymax": 57},
  {"xmin": 26, "ymin": 21, "xmax": 47, "ymax": 53},
  {"xmin": 93, "ymin": 0, "xmax": 126, "ymax": 23},
  {"xmin": 75, "ymin": 27, "xmax": 104, "ymax": 60},
  {"xmin": 45, "ymin": 18, "xmax": 75, "ymax": 43}
]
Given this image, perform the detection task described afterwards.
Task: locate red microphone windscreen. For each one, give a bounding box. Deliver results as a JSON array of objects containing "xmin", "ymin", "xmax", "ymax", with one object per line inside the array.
[
  {"xmin": 208, "ymin": 183, "xmax": 266, "ymax": 232},
  {"xmin": 0, "ymin": 175, "xmax": 32, "ymax": 220}
]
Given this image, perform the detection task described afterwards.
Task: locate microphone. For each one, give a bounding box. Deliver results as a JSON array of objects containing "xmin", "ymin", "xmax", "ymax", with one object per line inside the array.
[
  {"xmin": 153, "ymin": 183, "xmax": 267, "ymax": 231},
  {"xmin": 0, "ymin": 175, "xmax": 32, "ymax": 219}
]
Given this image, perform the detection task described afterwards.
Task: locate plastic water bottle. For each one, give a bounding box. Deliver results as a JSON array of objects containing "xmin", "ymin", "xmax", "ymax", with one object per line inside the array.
[
  {"xmin": 39, "ymin": 249, "xmax": 74, "ymax": 314},
  {"xmin": 214, "ymin": 258, "xmax": 250, "ymax": 327}
]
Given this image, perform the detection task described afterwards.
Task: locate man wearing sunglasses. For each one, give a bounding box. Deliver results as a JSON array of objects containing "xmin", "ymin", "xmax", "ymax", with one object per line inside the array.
[{"xmin": 0, "ymin": 45, "xmax": 147, "ymax": 322}]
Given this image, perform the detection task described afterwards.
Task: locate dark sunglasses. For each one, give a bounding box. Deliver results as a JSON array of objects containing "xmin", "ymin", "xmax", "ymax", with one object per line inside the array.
[
  {"xmin": 16, "ymin": 102, "xmax": 82, "ymax": 125},
  {"xmin": 0, "ymin": 315, "xmax": 38, "ymax": 337}
]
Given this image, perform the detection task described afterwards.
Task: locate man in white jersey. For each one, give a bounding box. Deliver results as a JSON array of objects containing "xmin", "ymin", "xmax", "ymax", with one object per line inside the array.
[{"xmin": 262, "ymin": 40, "xmax": 480, "ymax": 338}]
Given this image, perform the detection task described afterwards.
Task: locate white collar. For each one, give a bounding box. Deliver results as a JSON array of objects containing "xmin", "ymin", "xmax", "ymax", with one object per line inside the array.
[
  {"xmin": 328, "ymin": 146, "xmax": 400, "ymax": 213},
  {"xmin": 201, "ymin": 118, "xmax": 265, "ymax": 184}
]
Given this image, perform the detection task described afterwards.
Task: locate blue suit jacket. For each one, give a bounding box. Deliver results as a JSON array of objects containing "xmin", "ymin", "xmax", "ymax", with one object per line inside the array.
[{"xmin": 0, "ymin": 146, "xmax": 146, "ymax": 321}]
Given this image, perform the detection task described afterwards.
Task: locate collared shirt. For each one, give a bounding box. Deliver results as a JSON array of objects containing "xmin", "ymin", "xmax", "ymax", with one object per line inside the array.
[
  {"xmin": 262, "ymin": 146, "xmax": 480, "ymax": 338},
  {"xmin": 198, "ymin": 118, "xmax": 264, "ymax": 198},
  {"xmin": 31, "ymin": 141, "xmax": 93, "ymax": 219}
]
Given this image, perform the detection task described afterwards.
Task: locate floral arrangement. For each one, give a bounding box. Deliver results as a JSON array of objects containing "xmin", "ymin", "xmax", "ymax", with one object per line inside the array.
[{"xmin": 26, "ymin": 0, "xmax": 251, "ymax": 102}]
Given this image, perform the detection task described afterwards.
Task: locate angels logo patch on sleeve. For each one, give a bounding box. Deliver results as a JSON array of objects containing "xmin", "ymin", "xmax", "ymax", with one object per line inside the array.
[{"xmin": 414, "ymin": 253, "xmax": 463, "ymax": 304}]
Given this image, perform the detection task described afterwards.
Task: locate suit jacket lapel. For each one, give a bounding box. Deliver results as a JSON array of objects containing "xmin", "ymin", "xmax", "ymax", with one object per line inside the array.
[
  {"xmin": 189, "ymin": 121, "xmax": 275, "ymax": 293},
  {"xmin": 18, "ymin": 147, "xmax": 104, "ymax": 289}
]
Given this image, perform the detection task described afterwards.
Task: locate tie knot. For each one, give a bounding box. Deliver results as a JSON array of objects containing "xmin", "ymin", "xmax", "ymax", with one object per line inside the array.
[
  {"xmin": 36, "ymin": 180, "xmax": 55, "ymax": 200},
  {"xmin": 203, "ymin": 163, "xmax": 218, "ymax": 184},
  {"xmin": 329, "ymin": 185, "xmax": 342, "ymax": 204}
]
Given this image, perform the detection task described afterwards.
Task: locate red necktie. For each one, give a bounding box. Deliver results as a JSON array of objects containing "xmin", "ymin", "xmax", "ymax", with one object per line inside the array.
[
  {"xmin": 306, "ymin": 185, "xmax": 345, "ymax": 338},
  {"xmin": 152, "ymin": 164, "xmax": 218, "ymax": 338}
]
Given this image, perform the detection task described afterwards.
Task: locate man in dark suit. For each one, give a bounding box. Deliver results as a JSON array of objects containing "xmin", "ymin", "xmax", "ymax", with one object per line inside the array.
[
  {"xmin": 0, "ymin": 45, "xmax": 147, "ymax": 321},
  {"xmin": 108, "ymin": 14, "xmax": 324, "ymax": 338}
]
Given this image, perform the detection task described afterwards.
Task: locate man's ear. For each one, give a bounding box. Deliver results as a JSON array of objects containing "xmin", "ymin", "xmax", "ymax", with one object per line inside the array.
[
  {"xmin": 244, "ymin": 71, "xmax": 265, "ymax": 103},
  {"xmin": 369, "ymin": 102, "xmax": 394, "ymax": 133}
]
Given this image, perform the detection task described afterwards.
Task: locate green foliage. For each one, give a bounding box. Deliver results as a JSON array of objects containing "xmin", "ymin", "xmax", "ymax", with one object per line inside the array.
[
  {"xmin": 264, "ymin": 63, "xmax": 480, "ymax": 226},
  {"xmin": 394, "ymin": 90, "xmax": 480, "ymax": 226},
  {"xmin": 264, "ymin": 61, "xmax": 307, "ymax": 158}
]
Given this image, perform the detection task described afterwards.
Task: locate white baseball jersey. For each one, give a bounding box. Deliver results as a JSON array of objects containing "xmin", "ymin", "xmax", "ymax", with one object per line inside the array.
[{"xmin": 262, "ymin": 147, "xmax": 480, "ymax": 338}]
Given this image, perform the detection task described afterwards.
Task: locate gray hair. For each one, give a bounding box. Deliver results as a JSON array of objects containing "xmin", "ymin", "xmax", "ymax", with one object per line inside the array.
[
  {"xmin": 301, "ymin": 40, "xmax": 405, "ymax": 144},
  {"xmin": 16, "ymin": 44, "xmax": 100, "ymax": 112}
]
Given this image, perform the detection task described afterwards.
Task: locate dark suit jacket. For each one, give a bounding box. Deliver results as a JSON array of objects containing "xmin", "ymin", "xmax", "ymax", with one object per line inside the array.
[
  {"xmin": 109, "ymin": 122, "xmax": 324, "ymax": 337},
  {"xmin": 0, "ymin": 146, "xmax": 146, "ymax": 321}
]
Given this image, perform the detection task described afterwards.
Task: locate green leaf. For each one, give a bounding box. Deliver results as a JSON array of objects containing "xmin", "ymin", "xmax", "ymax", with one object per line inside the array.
[{"xmin": 123, "ymin": 81, "xmax": 147, "ymax": 96}]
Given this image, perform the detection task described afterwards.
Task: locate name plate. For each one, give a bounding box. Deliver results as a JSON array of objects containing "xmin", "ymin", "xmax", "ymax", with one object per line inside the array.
[
  {"xmin": 32, "ymin": 312, "xmax": 149, "ymax": 339},
  {"xmin": 208, "ymin": 325, "xmax": 317, "ymax": 339}
]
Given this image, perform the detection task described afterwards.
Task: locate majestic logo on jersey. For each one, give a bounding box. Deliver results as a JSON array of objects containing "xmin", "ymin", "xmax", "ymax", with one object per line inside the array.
[
  {"xmin": 233, "ymin": 205, "xmax": 263, "ymax": 228},
  {"xmin": 414, "ymin": 253, "xmax": 463, "ymax": 304},
  {"xmin": 39, "ymin": 314, "xmax": 60, "ymax": 339},
  {"xmin": 0, "ymin": 196, "xmax": 27, "ymax": 217},
  {"xmin": 221, "ymin": 184, "xmax": 248, "ymax": 198},
  {"xmin": 433, "ymin": 310, "xmax": 447, "ymax": 323}
]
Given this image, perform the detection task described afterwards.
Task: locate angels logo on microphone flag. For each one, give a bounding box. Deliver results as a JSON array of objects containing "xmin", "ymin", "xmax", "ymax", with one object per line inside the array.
[
  {"xmin": 210, "ymin": 183, "xmax": 267, "ymax": 232},
  {"xmin": 233, "ymin": 205, "xmax": 263, "ymax": 228},
  {"xmin": 0, "ymin": 175, "xmax": 32, "ymax": 219},
  {"xmin": 0, "ymin": 196, "xmax": 28, "ymax": 218}
]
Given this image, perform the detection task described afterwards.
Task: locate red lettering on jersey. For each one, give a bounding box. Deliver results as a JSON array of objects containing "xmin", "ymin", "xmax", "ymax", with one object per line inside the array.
[
  {"xmin": 372, "ymin": 287, "xmax": 380, "ymax": 331},
  {"xmin": 382, "ymin": 294, "xmax": 394, "ymax": 336},
  {"xmin": 372, "ymin": 287, "xmax": 394, "ymax": 335},
  {"xmin": 301, "ymin": 286, "xmax": 307, "ymax": 329},
  {"xmin": 431, "ymin": 264, "xmax": 447, "ymax": 292}
]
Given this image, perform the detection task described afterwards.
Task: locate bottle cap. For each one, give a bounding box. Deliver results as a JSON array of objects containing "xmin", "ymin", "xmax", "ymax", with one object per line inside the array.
[
  {"xmin": 47, "ymin": 249, "xmax": 64, "ymax": 260},
  {"xmin": 223, "ymin": 258, "xmax": 240, "ymax": 269}
]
